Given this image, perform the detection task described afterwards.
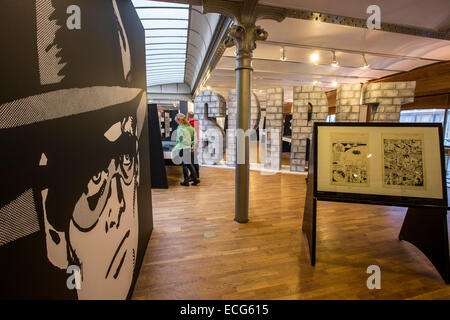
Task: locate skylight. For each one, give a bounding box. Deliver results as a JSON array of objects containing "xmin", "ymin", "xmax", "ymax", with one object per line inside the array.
[{"xmin": 132, "ymin": 0, "xmax": 190, "ymax": 87}]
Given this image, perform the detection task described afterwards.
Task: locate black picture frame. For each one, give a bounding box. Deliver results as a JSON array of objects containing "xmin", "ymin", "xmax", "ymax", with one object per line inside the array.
[{"xmin": 313, "ymin": 122, "xmax": 448, "ymax": 209}]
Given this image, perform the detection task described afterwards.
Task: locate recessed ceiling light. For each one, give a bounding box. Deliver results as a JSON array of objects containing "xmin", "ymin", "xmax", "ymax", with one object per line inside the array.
[
  {"xmin": 310, "ymin": 52, "xmax": 319, "ymax": 63},
  {"xmin": 206, "ymin": 86, "xmax": 211, "ymax": 90},
  {"xmin": 332, "ymin": 81, "xmax": 338, "ymax": 87},
  {"xmin": 313, "ymin": 80, "xmax": 318, "ymax": 85}
]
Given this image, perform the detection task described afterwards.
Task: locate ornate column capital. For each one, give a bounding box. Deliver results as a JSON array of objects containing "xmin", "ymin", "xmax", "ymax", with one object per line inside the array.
[
  {"xmin": 203, "ymin": 0, "xmax": 285, "ymax": 56},
  {"xmin": 224, "ymin": 24, "xmax": 267, "ymax": 58}
]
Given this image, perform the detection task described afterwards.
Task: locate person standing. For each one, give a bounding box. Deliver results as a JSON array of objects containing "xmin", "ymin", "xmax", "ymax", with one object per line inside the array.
[
  {"xmin": 174, "ymin": 113, "xmax": 199, "ymax": 186},
  {"xmin": 187, "ymin": 111, "xmax": 200, "ymax": 178}
]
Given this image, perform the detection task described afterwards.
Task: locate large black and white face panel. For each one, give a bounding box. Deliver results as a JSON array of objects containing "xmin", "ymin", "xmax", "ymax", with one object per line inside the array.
[{"xmin": 41, "ymin": 115, "xmax": 140, "ymax": 300}]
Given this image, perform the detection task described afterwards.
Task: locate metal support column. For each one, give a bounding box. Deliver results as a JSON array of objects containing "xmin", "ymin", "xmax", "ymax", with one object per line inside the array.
[
  {"xmin": 202, "ymin": 0, "xmax": 285, "ymax": 223},
  {"xmin": 235, "ymin": 51, "xmax": 252, "ymax": 223}
]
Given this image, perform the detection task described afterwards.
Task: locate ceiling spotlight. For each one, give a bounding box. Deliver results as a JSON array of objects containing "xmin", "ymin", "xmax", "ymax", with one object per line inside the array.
[
  {"xmin": 313, "ymin": 80, "xmax": 318, "ymax": 85},
  {"xmin": 331, "ymin": 51, "xmax": 339, "ymax": 67},
  {"xmin": 361, "ymin": 53, "xmax": 370, "ymax": 69},
  {"xmin": 310, "ymin": 52, "xmax": 319, "ymax": 64},
  {"xmin": 206, "ymin": 86, "xmax": 211, "ymax": 91},
  {"xmin": 332, "ymin": 81, "xmax": 338, "ymax": 87},
  {"xmin": 280, "ymin": 46, "xmax": 287, "ymax": 61}
]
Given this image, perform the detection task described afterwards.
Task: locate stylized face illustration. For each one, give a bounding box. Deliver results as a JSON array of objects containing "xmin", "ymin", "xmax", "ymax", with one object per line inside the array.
[{"xmin": 41, "ymin": 116, "xmax": 139, "ymax": 300}]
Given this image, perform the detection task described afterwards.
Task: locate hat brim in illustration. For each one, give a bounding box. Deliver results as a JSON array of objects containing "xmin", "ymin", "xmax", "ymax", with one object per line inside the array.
[{"xmin": 0, "ymin": 86, "xmax": 147, "ymax": 138}]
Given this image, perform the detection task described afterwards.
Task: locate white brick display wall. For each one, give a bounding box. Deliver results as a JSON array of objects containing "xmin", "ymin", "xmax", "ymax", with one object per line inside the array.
[
  {"xmin": 264, "ymin": 88, "xmax": 284, "ymax": 170},
  {"xmin": 363, "ymin": 81, "xmax": 416, "ymax": 122},
  {"xmin": 335, "ymin": 83, "xmax": 362, "ymax": 122},
  {"xmin": 335, "ymin": 82, "xmax": 416, "ymax": 123},
  {"xmin": 193, "ymin": 90, "xmax": 226, "ymax": 165},
  {"xmin": 226, "ymin": 90, "xmax": 261, "ymax": 166},
  {"xmin": 291, "ymin": 86, "xmax": 329, "ymax": 172}
]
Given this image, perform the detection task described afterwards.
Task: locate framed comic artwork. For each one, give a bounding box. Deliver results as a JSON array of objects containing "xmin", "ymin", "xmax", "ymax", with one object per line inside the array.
[{"xmin": 313, "ymin": 123, "xmax": 447, "ymax": 208}]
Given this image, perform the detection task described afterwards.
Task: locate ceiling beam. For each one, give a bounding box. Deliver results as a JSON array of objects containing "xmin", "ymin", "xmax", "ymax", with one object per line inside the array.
[{"xmin": 258, "ymin": 4, "xmax": 450, "ymax": 41}]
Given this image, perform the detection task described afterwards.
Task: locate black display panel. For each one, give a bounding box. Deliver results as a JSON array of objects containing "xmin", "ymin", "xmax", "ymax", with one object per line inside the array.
[{"xmin": 0, "ymin": 0, "xmax": 153, "ymax": 299}]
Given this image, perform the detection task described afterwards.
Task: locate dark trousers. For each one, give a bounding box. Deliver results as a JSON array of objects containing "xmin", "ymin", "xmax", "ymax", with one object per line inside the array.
[
  {"xmin": 179, "ymin": 149, "xmax": 197, "ymax": 181},
  {"xmin": 191, "ymin": 149, "xmax": 199, "ymax": 178}
]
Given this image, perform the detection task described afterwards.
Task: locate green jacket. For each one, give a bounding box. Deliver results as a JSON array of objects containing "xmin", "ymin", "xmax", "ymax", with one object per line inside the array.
[{"xmin": 175, "ymin": 124, "xmax": 197, "ymax": 150}]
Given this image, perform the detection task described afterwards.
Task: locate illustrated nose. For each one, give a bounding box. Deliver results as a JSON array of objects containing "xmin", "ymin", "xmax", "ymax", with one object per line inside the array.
[{"xmin": 106, "ymin": 174, "xmax": 126, "ymax": 232}]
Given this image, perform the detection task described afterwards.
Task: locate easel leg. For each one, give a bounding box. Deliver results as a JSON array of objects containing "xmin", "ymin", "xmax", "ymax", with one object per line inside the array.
[
  {"xmin": 399, "ymin": 207, "xmax": 450, "ymax": 284},
  {"xmin": 302, "ymin": 192, "xmax": 316, "ymax": 266}
]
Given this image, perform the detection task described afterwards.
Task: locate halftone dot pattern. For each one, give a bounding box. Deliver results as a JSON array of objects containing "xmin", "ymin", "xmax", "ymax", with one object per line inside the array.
[
  {"xmin": 0, "ymin": 189, "xmax": 40, "ymax": 246},
  {"xmin": 36, "ymin": 0, "xmax": 66, "ymax": 85},
  {"xmin": 0, "ymin": 87, "xmax": 142, "ymax": 129}
]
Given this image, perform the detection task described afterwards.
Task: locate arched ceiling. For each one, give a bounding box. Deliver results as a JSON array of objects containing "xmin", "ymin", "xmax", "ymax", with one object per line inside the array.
[{"xmin": 132, "ymin": 0, "xmax": 222, "ymax": 96}]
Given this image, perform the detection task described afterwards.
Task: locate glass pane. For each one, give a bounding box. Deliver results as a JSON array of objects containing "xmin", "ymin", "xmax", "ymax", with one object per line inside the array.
[
  {"xmin": 445, "ymin": 112, "xmax": 450, "ymax": 147},
  {"xmin": 145, "ymin": 37, "xmax": 187, "ymax": 44},
  {"xmin": 146, "ymin": 59, "xmax": 186, "ymax": 64},
  {"xmin": 147, "ymin": 51, "xmax": 186, "ymax": 57},
  {"xmin": 147, "ymin": 66, "xmax": 186, "ymax": 71},
  {"xmin": 132, "ymin": 0, "xmax": 188, "ymax": 8},
  {"xmin": 136, "ymin": 8, "xmax": 189, "ymax": 20},
  {"xmin": 149, "ymin": 78, "xmax": 184, "ymax": 82},
  {"xmin": 148, "ymin": 72, "xmax": 185, "ymax": 77},
  {"xmin": 146, "ymin": 64, "xmax": 184, "ymax": 70},
  {"xmin": 146, "ymin": 43, "xmax": 187, "ymax": 50},
  {"xmin": 145, "ymin": 29, "xmax": 188, "ymax": 37},
  {"xmin": 399, "ymin": 115, "xmax": 413, "ymax": 123},
  {"xmin": 325, "ymin": 114, "xmax": 336, "ymax": 122},
  {"xmin": 133, "ymin": 1, "xmax": 189, "ymax": 86},
  {"xmin": 146, "ymin": 54, "xmax": 186, "ymax": 59},
  {"xmin": 147, "ymin": 61, "xmax": 186, "ymax": 65},
  {"xmin": 400, "ymin": 109, "xmax": 445, "ymax": 124},
  {"xmin": 142, "ymin": 20, "xmax": 188, "ymax": 29},
  {"xmin": 417, "ymin": 114, "xmax": 433, "ymax": 122},
  {"xmin": 148, "ymin": 73, "xmax": 185, "ymax": 78}
]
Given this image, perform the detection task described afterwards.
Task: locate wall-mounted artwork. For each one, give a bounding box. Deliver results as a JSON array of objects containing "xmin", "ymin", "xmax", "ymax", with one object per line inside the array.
[
  {"xmin": 0, "ymin": 0, "xmax": 152, "ymax": 299},
  {"xmin": 315, "ymin": 123, "xmax": 445, "ymax": 206}
]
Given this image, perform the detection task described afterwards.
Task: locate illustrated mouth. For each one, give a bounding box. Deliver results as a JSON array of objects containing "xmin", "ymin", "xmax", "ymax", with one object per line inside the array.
[{"xmin": 105, "ymin": 230, "xmax": 130, "ymax": 279}]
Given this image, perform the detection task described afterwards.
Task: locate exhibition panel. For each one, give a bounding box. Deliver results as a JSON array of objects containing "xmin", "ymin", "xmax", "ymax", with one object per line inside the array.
[
  {"xmin": 303, "ymin": 123, "xmax": 449, "ymax": 283},
  {"xmin": 0, "ymin": 0, "xmax": 153, "ymax": 299},
  {"xmin": 148, "ymin": 104, "xmax": 169, "ymax": 189},
  {"xmin": 315, "ymin": 123, "xmax": 446, "ymax": 206}
]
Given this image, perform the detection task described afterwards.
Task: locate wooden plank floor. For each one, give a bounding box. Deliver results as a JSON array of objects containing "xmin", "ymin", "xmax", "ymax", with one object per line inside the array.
[{"xmin": 132, "ymin": 166, "xmax": 450, "ymax": 300}]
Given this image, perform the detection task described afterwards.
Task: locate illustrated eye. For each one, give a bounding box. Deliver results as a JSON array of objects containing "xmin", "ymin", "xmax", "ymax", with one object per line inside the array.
[
  {"xmin": 85, "ymin": 170, "xmax": 108, "ymax": 211},
  {"xmin": 123, "ymin": 154, "xmax": 131, "ymax": 167},
  {"xmin": 92, "ymin": 171, "xmax": 103, "ymax": 184},
  {"xmin": 86, "ymin": 170, "xmax": 107, "ymax": 198}
]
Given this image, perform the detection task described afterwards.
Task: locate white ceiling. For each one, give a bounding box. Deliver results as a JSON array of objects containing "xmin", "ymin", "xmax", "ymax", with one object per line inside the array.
[{"xmin": 205, "ymin": 1, "xmax": 450, "ymax": 101}]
